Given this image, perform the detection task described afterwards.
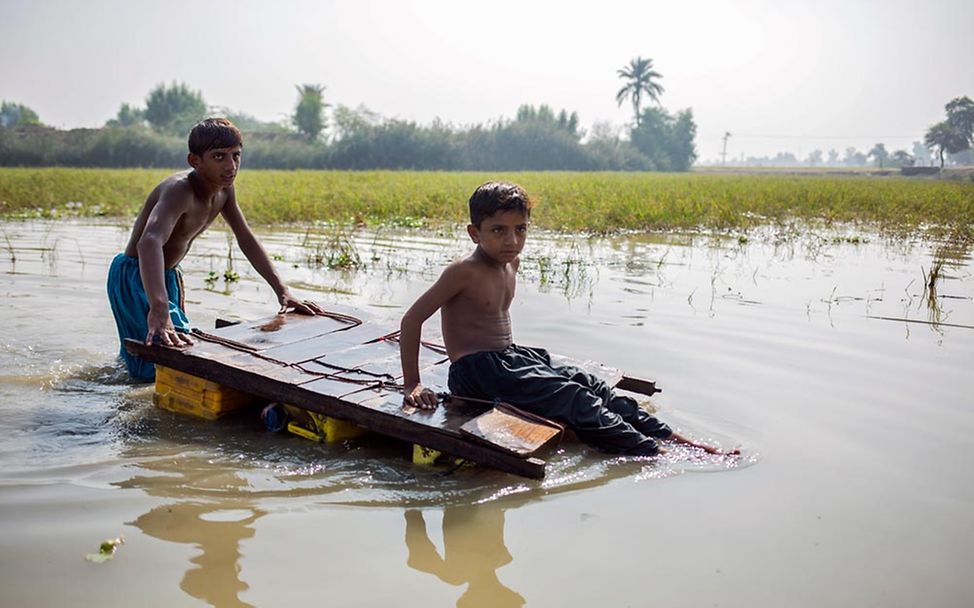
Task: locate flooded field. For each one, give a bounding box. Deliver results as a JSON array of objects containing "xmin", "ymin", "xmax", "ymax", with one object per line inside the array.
[{"xmin": 1, "ymin": 219, "xmax": 972, "ymax": 607}]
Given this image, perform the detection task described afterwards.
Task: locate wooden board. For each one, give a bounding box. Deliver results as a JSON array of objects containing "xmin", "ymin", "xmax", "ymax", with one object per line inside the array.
[
  {"xmin": 460, "ymin": 407, "xmax": 563, "ymax": 456},
  {"xmin": 126, "ymin": 309, "xmax": 661, "ymax": 478}
]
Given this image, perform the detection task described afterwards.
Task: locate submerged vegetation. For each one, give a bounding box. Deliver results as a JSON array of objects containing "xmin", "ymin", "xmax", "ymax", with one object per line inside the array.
[{"xmin": 1, "ymin": 168, "xmax": 972, "ymax": 235}]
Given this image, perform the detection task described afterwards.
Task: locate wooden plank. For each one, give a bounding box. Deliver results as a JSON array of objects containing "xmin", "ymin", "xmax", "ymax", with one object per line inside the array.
[
  {"xmin": 460, "ymin": 407, "xmax": 562, "ymax": 456},
  {"xmin": 349, "ymin": 389, "xmax": 491, "ymax": 434},
  {"xmin": 204, "ymin": 313, "xmax": 357, "ymax": 351},
  {"xmin": 255, "ymin": 322, "xmax": 383, "ymax": 364},
  {"xmin": 616, "ymin": 375, "xmax": 661, "ymax": 396},
  {"xmin": 318, "ymin": 342, "xmax": 444, "ymax": 375},
  {"xmin": 125, "ymin": 339, "xmax": 546, "ymax": 478}
]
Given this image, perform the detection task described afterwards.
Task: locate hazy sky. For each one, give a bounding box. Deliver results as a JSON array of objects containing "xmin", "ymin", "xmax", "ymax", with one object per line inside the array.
[{"xmin": 2, "ymin": 0, "xmax": 972, "ymax": 162}]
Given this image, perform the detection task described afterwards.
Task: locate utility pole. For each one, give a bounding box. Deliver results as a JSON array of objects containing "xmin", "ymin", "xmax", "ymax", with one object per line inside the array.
[{"xmin": 721, "ymin": 131, "xmax": 731, "ymax": 165}]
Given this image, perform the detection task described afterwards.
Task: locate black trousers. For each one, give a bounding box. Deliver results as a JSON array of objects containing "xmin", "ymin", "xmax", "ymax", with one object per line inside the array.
[{"xmin": 448, "ymin": 344, "xmax": 670, "ymax": 456}]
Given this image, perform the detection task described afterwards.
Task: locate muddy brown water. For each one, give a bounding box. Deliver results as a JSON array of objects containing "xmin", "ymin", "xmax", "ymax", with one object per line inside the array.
[{"xmin": 0, "ymin": 219, "xmax": 971, "ymax": 607}]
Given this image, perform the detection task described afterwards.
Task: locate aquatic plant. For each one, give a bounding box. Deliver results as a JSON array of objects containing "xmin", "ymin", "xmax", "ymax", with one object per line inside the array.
[{"xmin": 301, "ymin": 226, "xmax": 363, "ymax": 270}]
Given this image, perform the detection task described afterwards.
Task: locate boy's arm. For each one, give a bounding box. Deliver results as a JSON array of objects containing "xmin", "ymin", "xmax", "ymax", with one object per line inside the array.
[
  {"xmin": 221, "ymin": 192, "xmax": 321, "ymax": 315},
  {"xmin": 400, "ymin": 263, "xmax": 467, "ymax": 410},
  {"xmin": 137, "ymin": 191, "xmax": 194, "ymax": 347}
]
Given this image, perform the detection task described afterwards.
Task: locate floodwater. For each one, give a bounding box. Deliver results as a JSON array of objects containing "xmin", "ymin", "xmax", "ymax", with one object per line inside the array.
[{"xmin": 1, "ymin": 219, "xmax": 972, "ymax": 607}]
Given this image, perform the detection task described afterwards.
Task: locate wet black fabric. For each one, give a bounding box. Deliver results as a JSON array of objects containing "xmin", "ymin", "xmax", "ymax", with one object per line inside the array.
[{"xmin": 448, "ymin": 344, "xmax": 671, "ymax": 456}]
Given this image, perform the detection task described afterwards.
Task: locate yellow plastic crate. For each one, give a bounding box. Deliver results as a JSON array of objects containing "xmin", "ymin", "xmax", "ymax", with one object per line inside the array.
[
  {"xmin": 153, "ymin": 391, "xmax": 223, "ymax": 420},
  {"xmin": 154, "ymin": 366, "xmax": 261, "ymax": 419},
  {"xmin": 156, "ymin": 365, "xmax": 223, "ymax": 393},
  {"xmin": 283, "ymin": 404, "xmax": 368, "ymax": 443}
]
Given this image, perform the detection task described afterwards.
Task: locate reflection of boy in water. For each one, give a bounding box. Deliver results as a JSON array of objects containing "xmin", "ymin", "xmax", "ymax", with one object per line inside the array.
[
  {"xmin": 107, "ymin": 118, "xmax": 320, "ymax": 381},
  {"xmin": 400, "ymin": 181, "xmax": 734, "ymax": 457},
  {"xmin": 405, "ymin": 507, "xmax": 524, "ymax": 607},
  {"xmin": 132, "ymin": 502, "xmax": 261, "ymax": 608}
]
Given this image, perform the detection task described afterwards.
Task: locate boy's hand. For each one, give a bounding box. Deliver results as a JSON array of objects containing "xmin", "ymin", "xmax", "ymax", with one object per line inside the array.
[
  {"xmin": 403, "ymin": 384, "xmax": 439, "ymax": 410},
  {"xmin": 145, "ymin": 308, "xmax": 193, "ymax": 347},
  {"xmin": 669, "ymin": 431, "xmax": 741, "ymax": 456},
  {"xmin": 278, "ymin": 290, "xmax": 325, "ymax": 316}
]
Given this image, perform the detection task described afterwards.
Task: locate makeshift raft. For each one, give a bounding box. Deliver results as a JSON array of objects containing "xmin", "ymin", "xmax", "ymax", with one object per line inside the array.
[{"xmin": 125, "ymin": 307, "xmax": 660, "ymax": 479}]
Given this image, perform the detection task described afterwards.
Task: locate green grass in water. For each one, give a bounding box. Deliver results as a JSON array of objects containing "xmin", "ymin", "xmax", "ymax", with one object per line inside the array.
[{"xmin": 1, "ymin": 168, "xmax": 972, "ymax": 235}]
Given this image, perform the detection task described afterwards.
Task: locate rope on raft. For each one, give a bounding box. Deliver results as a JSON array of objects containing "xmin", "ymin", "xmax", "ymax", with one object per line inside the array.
[{"xmin": 189, "ymin": 310, "xmax": 446, "ymax": 393}]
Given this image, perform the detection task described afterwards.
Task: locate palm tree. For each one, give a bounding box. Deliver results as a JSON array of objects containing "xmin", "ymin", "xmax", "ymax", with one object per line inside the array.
[{"xmin": 615, "ymin": 57, "xmax": 664, "ymax": 126}]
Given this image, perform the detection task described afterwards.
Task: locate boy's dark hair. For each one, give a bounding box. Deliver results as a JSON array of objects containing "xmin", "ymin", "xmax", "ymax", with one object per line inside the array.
[
  {"xmin": 468, "ymin": 181, "xmax": 534, "ymax": 227},
  {"xmin": 188, "ymin": 118, "xmax": 243, "ymax": 155}
]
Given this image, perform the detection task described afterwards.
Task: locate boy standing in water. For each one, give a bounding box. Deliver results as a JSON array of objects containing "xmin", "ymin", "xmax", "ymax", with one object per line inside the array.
[
  {"xmin": 400, "ymin": 181, "xmax": 729, "ymax": 457},
  {"xmin": 108, "ymin": 118, "xmax": 320, "ymax": 381}
]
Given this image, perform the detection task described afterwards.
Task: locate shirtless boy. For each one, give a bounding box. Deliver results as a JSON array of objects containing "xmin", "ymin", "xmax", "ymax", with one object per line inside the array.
[
  {"xmin": 400, "ymin": 181, "xmax": 731, "ymax": 457},
  {"xmin": 108, "ymin": 118, "xmax": 320, "ymax": 381}
]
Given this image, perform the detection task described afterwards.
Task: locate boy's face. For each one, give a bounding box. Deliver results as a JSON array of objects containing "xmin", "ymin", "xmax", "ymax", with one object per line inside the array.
[
  {"xmin": 188, "ymin": 145, "xmax": 242, "ymax": 187},
  {"xmin": 468, "ymin": 209, "xmax": 529, "ymax": 264}
]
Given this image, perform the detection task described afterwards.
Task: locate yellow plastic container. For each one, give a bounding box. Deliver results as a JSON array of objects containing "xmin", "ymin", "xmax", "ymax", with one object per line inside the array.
[
  {"xmin": 411, "ymin": 445, "xmax": 469, "ymax": 468},
  {"xmin": 412, "ymin": 444, "xmax": 442, "ymax": 465},
  {"xmin": 283, "ymin": 404, "xmax": 368, "ymax": 443},
  {"xmin": 154, "ymin": 366, "xmax": 261, "ymax": 419}
]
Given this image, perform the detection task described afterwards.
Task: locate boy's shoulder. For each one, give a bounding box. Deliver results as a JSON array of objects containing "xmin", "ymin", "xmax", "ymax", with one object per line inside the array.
[
  {"xmin": 156, "ymin": 170, "xmax": 194, "ymax": 193},
  {"xmin": 148, "ymin": 171, "xmax": 199, "ymax": 206},
  {"xmin": 440, "ymin": 250, "xmax": 516, "ymax": 282}
]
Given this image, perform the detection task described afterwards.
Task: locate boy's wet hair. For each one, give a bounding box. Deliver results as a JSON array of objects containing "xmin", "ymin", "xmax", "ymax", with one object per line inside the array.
[
  {"xmin": 468, "ymin": 181, "xmax": 534, "ymax": 227},
  {"xmin": 188, "ymin": 118, "xmax": 243, "ymax": 155}
]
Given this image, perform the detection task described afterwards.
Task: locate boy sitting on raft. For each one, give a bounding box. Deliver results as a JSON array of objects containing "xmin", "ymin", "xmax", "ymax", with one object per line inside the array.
[
  {"xmin": 399, "ymin": 181, "xmax": 731, "ymax": 457},
  {"xmin": 108, "ymin": 117, "xmax": 320, "ymax": 381}
]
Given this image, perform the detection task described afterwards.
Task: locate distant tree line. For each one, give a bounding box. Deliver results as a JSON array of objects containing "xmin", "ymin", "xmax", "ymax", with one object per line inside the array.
[
  {"xmin": 704, "ymin": 96, "xmax": 974, "ymax": 169},
  {"xmin": 717, "ymin": 142, "xmax": 937, "ymax": 169},
  {"xmin": 0, "ymin": 60, "xmax": 699, "ymax": 171}
]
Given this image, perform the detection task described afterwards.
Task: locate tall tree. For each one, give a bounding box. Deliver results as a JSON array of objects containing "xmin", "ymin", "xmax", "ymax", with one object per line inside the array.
[
  {"xmin": 945, "ymin": 96, "xmax": 974, "ymax": 147},
  {"xmin": 144, "ymin": 82, "xmax": 207, "ymax": 135},
  {"xmin": 293, "ymin": 84, "xmax": 328, "ymax": 141},
  {"xmin": 615, "ymin": 57, "xmax": 664, "ymax": 126},
  {"xmin": 924, "ymin": 121, "xmax": 967, "ymax": 168},
  {"xmin": 867, "ymin": 143, "xmax": 889, "ymax": 168},
  {"xmin": 0, "ymin": 101, "xmax": 41, "ymax": 128}
]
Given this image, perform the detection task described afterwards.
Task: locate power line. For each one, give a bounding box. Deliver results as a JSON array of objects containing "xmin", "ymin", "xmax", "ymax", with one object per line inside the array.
[{"xmin": 731, "ymin": 133, "xmax": 921, "ymax": 140}]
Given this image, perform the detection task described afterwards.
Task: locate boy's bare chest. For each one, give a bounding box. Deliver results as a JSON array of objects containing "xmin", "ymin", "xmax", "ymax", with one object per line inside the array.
[
  {"xmin": 176, "ymin": 198, "xmax": 225, "ymax": 239},
  {"xmin": 462, "ymin": 269, "xmax": 516, "ymax": 312}
]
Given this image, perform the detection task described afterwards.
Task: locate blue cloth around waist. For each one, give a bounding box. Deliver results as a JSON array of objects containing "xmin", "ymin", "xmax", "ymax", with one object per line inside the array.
[{"xmin": 106, "ymin": 253, "xmax": 190, "ymax": 381}]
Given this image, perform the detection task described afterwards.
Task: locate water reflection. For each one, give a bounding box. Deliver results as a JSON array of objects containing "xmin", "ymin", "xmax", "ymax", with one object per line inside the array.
[
  {"xmin": 117, "ymin": 454, "xmax": 266, "ymax": 608},
  {"xmin": 405, "ymin": 506, "xmax": 524, "ymax": 607},
  {"xmin": 131, "ymin": 502, "xmax": 263, "ymax": 608}
]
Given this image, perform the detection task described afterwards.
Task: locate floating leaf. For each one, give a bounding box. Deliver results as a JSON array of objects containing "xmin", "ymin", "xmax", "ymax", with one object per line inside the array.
[{"xmin": 85, "ymin": 535, "xmax": 124, "ymax": 563}]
